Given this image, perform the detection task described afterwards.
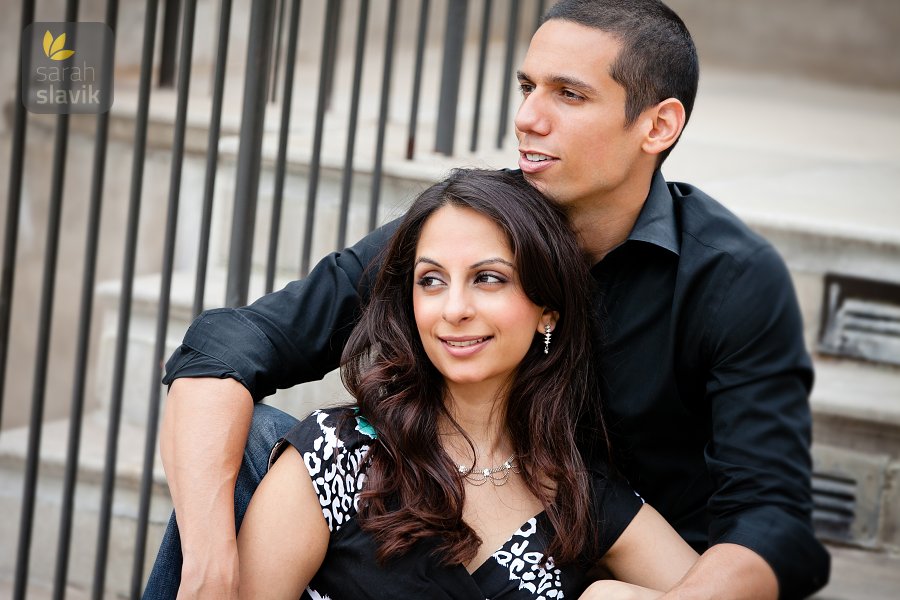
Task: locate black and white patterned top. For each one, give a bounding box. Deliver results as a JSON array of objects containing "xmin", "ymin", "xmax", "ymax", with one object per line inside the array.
[{"xmin": 269, "ymin": 408, "xmax": 643, "ymax": 600}]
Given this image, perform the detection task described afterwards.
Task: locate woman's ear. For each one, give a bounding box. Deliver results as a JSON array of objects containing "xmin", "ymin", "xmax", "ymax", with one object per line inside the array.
[
  {"xmin": 536, "ymin": 309, "xmax": 560, "ymax": 335},
  {"xmin": 641, "ymin": 98, "xmax": 686, "ymax": 158}
]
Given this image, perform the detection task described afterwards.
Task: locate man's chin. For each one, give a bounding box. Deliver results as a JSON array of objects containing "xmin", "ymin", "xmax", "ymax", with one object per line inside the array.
[{"xmin": 522, "ymin": 172, "xmax": 561, "ymax": 204}]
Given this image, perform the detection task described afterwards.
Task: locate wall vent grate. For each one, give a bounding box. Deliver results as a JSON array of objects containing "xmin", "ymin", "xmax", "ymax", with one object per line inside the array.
[
  {"xmin": 811, "ymin": 471, "xmax": 856, "ymax": 542},
  {"xmin": 818, "ymin": 274, "xmax": 900, "ymax": 366}
]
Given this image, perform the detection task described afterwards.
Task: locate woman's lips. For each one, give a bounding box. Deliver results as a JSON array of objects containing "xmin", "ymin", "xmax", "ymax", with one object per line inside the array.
[{"xmin": 440, "ymin": 336, "xmax": 492, "ymax": 357}]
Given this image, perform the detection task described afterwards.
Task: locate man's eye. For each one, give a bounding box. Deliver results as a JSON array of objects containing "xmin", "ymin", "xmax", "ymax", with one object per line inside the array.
[
  {"xmin": 562, "ymin": 89, "xmax": 584, "ymax": 101},
  {"xmin": 519, "ymin": 83, "xmax": 534, "ymax": 96}
]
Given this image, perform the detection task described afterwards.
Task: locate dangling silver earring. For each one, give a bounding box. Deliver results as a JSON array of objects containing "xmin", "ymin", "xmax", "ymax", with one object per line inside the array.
[{"xmin": 544, "ymin": 324, "xmax": 552, "ymax": 354}]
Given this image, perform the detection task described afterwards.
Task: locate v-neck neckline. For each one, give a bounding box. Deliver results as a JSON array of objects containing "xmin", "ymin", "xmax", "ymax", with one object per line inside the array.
[{"xmin": 466, "ymin": 510, "xmax": 548, "ymax": 578}]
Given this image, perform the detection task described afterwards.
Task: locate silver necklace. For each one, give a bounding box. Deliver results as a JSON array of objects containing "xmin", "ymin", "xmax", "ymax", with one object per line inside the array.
[{"xmin": 456, "ymin": 454, "xmax": 520, "ymax": 486}]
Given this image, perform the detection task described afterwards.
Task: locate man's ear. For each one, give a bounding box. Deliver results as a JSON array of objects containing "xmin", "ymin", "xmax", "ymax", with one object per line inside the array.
[
  {"xmin": 641, "ymin": 98, "xmax": 686, "ymax": 157},
  {"xmin": 536, "ymin": 309, "xmax": 560, "ymax": 334}
]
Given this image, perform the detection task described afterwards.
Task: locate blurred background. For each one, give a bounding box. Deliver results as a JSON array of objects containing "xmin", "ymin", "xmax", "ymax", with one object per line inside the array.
[{"xmin": 1, "ymin": 0, "xmax": 898, "ymax": 597}]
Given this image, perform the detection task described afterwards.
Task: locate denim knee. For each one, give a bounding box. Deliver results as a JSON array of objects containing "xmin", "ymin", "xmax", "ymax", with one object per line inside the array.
[{"xmin": 234, "ymin": 403, "xmax": 300, "ymax": 525}]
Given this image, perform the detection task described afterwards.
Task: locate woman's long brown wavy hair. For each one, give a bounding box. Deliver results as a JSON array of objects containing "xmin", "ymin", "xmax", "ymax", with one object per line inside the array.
[{"xmin": 340, "ymin": 169, "xmax": 608, "ymax": 567}]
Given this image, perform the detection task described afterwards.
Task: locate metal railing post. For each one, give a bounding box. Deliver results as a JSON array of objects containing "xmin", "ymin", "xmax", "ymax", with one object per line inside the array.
[
  {"xmin": 497, "ymin": 0, "xmax": 521, "ymax": 149},
  {"xmin": 225, "ymin": 0, "xmax": 278, "ymax": 307},
  {"xmin": 52, "ymin": 4, "xmax": 120, "ymax": 597},
  {"xmin": 405, "ymin": 0, "xmax": 430, "ymax": 160},
  {"xmin": 434, "ymin": 0, "xmax": 468, "ymax": 155},
  {"xmin": 0, "ymin": 0, "xmax": 35, "ymax": 429},
  {"xmin": 92, "ymin": 1, "xmax": 159, "ymax": 595},
  {"xmin": 14, "ymin": 2, "xmax": 80, "ymax": 596},
  {"xmin": 158, "ymin": 0, "xmax": 180, "ymax": 87}
]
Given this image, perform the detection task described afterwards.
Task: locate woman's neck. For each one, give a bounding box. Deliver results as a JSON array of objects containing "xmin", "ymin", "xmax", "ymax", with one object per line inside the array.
[{"xmin": 440, "ymin": 385, "xmax": 513, "ymax": 467}]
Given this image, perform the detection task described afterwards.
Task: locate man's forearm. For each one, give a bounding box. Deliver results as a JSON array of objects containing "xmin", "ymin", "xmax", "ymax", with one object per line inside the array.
[
  {"xmin": 160, "ymin": 377, "xmax": 254, "ymax": 592},
  {"xmin": 660, "ymin": 543, "xmax": 778, "ymax": 600}
]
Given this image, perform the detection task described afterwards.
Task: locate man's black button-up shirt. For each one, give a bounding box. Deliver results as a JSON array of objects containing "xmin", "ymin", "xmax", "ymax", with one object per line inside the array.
[{"xmin": 164, "ymin": 171, "xmax": 829, "ymax": 597}]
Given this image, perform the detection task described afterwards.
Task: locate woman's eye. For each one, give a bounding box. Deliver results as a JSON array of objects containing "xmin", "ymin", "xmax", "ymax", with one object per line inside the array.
[
  {"xmin": 475, "ymin": 272, "xmax": 506, "ymax": 285},
  {"xmin": 416, "ymin": 275, "xmax": 443, "ymax": 288}
]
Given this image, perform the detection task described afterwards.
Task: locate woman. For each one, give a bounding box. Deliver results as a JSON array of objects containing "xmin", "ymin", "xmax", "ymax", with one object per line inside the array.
[{"xmin": 237, "ymin": 169, "xmax": 696, "ymax": 599}]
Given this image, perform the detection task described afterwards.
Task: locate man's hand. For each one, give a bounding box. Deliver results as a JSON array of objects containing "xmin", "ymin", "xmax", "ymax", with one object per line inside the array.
[
  {"xmin": 160, "ymin": 377, "xmax": 254, "ymax": 599},
  {"xmin": 660, "ymin": 543, "xmax": 778, "ymax": 600}
]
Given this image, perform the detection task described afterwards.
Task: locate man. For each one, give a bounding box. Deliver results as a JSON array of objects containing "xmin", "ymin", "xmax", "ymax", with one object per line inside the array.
[{"xmin": 146, "ymin": 1, "xmax": 830, "ymax": 598}]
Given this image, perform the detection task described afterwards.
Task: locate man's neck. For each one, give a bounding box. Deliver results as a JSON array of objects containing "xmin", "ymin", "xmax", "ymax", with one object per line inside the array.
[{"xmin": 569, "ymin": 176, "xmax": 654, "ymax": 263}]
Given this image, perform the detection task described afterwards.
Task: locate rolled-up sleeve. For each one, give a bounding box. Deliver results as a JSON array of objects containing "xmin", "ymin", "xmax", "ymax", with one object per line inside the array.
[
  {"xmin": 703, "ymin": 245, "xmax": 829, "ymax": 598},
  {"xmin": 162, "ymin": 221, "xmax": 398, "ymax": 401}
]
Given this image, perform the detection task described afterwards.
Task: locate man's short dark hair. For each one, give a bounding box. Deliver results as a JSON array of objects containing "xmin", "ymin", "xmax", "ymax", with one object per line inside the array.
[{"xmin": 544, "ymin": 0, "xmax": 699, "ymax": 164}]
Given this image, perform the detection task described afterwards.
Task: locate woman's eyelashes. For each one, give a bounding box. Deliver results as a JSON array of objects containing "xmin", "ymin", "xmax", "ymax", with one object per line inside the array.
[
  {"xmin": 416, "ymin": 274, "xmax": 445, "ymax": 289},
  {"xmin": 414, "ymin": 271, "xmax": 509, "ymax": 289},
  {"xmin": 474, "ymin": 271, "xmax": 507, "ymax": 285}
]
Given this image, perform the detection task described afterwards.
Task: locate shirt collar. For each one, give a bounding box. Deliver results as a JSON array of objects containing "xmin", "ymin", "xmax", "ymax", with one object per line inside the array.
[{"xmin": 626, "ymin": 170, "xmax": 680, "ymax": 256}]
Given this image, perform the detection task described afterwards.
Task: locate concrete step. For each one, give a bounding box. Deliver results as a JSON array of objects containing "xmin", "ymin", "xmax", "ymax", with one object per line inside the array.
[
  {"xmin": 0, "ymin": 413, "xmax": 172, "ymax": 598},
  {"xmin": 813, "ymin": 544, "xmax": 900, "ymax": 600}
]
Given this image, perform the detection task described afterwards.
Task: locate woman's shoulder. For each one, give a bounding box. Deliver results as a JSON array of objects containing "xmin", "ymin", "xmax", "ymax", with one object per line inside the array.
[
  {"xmin": 269, "ymin": 406, "xmax": 376, "ymax": 469},
  {"xmin": 269, "ymin": 406, "xmax": 377, "ymax": 532},
  {"xmin": 584, "ymin": 461, "xmax": 645, "ymax": 556}
]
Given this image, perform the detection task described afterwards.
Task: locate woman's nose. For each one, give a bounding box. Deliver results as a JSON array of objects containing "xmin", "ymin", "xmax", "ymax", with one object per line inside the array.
[{"xmin": 441, "ymin": 285, "xmax": 474, "ymax": 324}]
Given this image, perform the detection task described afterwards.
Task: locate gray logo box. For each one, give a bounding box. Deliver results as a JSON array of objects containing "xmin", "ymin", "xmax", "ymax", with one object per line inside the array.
[{"xmin": 22, "ymin": 22, "xmax": 114, "ymax": 114}]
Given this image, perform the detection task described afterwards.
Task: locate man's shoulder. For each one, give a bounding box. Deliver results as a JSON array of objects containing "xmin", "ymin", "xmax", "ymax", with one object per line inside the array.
[{"xmin": 667, "ymin": 180, "xmax": 774, "ymax": 270}]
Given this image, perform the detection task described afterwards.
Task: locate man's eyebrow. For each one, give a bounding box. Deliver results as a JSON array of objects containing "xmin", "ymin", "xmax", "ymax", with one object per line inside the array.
[{"xmin": 517, "ymin": 70, "xmax": 598, "ymax": 95}]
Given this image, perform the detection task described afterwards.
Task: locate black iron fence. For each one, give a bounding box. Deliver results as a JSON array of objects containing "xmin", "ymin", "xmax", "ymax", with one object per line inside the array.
[{"xmin": 0, "ymin": 0, "xmax": 541, "ymax": 597}]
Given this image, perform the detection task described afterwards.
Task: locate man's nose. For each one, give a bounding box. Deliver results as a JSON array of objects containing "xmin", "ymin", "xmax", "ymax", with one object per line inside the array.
[{"xmin": 514, "ymin": 91, "xmax": 550, "ymax": 137}]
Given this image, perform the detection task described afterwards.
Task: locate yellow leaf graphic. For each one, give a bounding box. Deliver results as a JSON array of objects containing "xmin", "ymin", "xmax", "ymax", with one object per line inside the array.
[
  {"xmin": 51, "ymin": 49, "xmax": 75, "ymax": 61},
  {"xmin": 50, "ymin": 32, "xmax": 67, "ymax": 56},
  {"xmin": 42, "ymin": 30, "xmax": 53, "ymax": 57}
]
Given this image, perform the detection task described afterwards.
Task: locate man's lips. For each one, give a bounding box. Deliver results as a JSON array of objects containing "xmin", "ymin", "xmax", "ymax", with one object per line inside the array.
[{"xmin": 518, "ymin": 150, "xmax": 557, "ymax": 174}]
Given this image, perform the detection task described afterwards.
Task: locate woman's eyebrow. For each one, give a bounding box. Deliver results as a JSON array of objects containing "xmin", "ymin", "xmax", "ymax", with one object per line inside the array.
[
  {"xmin": 415, "ymin": 257, "xmax": 442, "ymax": 268},
  {"xmin": 414, "ymin": 257, "xmax": 514, "ymax": 269},
  {"xmin": 470, "ymin": 258, "xmax": 514, "ymax": 269}
]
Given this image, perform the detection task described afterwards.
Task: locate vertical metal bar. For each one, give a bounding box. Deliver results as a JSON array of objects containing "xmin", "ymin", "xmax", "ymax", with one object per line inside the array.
[
  {"xmin": 323, "ymin": 0, "xmax": 342, "ymax": 110},
  {"xmin": 193, "ymin": 0, "xmax": 233, "ymax": 316},
  {"xmin": 265, "ymin": 0, "xmax": 302, "ymax": 295},
  {"xmin": 268, "ymin": 0, "xmax": 286, "ymax": 102},
  {"xmin": 130, "ymin": 0, "xmax": 198, "ymax": 593},
  {"xmin": 158, "ymin": 0, "xmax": 180, "ymax": 87},
  {"xmin": 470, "ymin": 0, "xmax": 493, "ymax": 153},
  {"xmin": 405, "ymin": 0, "xmax": 430, "ymax": 160},
  {"xmin": 534, "ymin": 0, "xmax": 546, "ymax": 31},
  {"xmin": 335, "ymin": 0, "xmax": 369, "ymax": 250},
  {"xmin": 0, "ymin": 0, "xmax": 35, "ymax": 428},
  {"xmin": 52, "ymin": 4, "xmax": 120, "ymax": 597},
  {"xmin": 434, "ymin": 0, "xmax": 468, "ymax": 155},
  {"xmin": 368, "ymin": 0, "xmax": 398, "ymax": 231},
  {"xmin": 92, "ymin": 1, "xmax": 159, "ymax": 597},
  {"xmin": 496, "ymin": 0, "xmax": 520, "ymax": 149},
  {"xmin": 224, "ymin": 0, "xmax": 278, "ymax": 307},
  {"xmin": 13, "ymin": 0, "xmax": 80, "ymax": 596},
  {"xmin": 300, "ymin": 0, "xmax": 340, "ymax": 276}
]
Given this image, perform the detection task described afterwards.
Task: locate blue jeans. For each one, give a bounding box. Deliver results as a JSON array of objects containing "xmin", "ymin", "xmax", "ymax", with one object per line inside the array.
[{"xmin": 142, "ymin": 403, "xmax": 300, "ymax": 599}]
